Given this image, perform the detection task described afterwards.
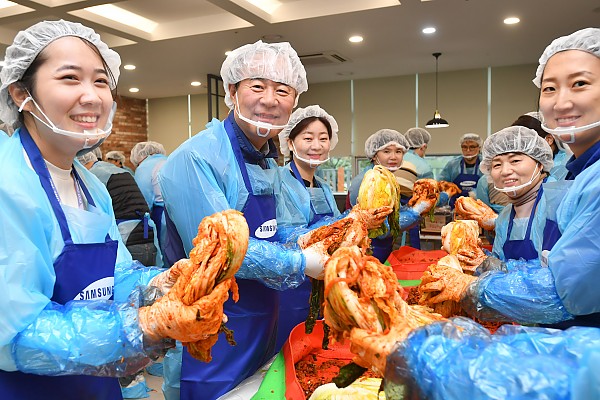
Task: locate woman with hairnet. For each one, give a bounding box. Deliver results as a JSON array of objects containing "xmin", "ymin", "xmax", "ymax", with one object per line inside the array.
[
  {"xmin": 439, "ymin": 133, "xmax": 484, "ymax": 206},
  {"xmin": 403, "ymin": 127, "xmax": 434, "ymax": 179},
  {"xmin": 274, "ymin": 105, "xmax": 340, "ymax": 350},
  {"xmin": 106, "ymin": 150, "xmax": 135, "ymax": 175},
  {"xmin": 337, "ymin": 29, "xmax": 600, "ymax": 400},
  {"xmin": 346, "ymin": 129, "xmax": 429, "ymax": 262},
  {"xmin": 478, "ymin": 126, "xmax": 555, "ymax": 261},
  {"xmin": 130, "ymin": 141, "xmax": 168, "ymax": 258},
  {"xmin": 0, "ymin": 20, "xmax": 223, "ymax": 400},
  {"xmin": 158, "ymin": 41, "xmax": 379, "ymax": 400},
  {"xmin": 419, "ymin": 27, "xmax": 600, "ymax": 329}
]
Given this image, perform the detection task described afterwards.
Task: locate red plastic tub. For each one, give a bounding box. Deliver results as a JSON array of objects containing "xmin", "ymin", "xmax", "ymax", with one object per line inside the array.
[{"xmin": 388, "ymin": 246, "xmax": 448, "ymax": 280}]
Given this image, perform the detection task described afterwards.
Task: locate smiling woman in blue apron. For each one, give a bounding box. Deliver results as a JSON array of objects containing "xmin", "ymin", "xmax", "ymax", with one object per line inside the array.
[
  {"xmin": 439, "ymin": 133, "xmax": 484, "ymax": 207},
  {"xmin": 0, "ymin": 20, "xmax": 228, "ymax": 400},
  {"xmin": 274, "ymin": 105, "xmax": 340, "ymax": 351},
  {"xmin": 419, "ymin": 27, "xmax": 600, "ymax": 330},
  {"xmin": 158, "ymin": 41, "xmax": 343, "ymax": 400}
]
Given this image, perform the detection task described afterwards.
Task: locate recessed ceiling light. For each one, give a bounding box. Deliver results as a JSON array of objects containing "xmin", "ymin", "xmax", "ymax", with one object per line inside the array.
[
  {"xmin": 85, "ymin": 4, "xmax": 158, "ymax": 33},
  {"xmin": 422, "ymin": 27, "xmax": 436, "ymax": 34},
  {"xmin": 191, "ymin": 81, "xmax": 201, "ymax": 87},
  {"xmin": 129, "ymin": 88, "xmax": 139, "ymax": 93},
  {"xmin": 124, "ymin": 64, "xmax": 136, "ymax": 70},
  {"xmin": 349, "ymin": 35, "xmax": 363, "ymax": 43},
  {"xmin": 0, "ymin": 1, "xmax": 16, "ymax": 10},
  {"xmin": 504, "ymin": 17, "xmax": 520, "ymax": 25},
  {"xmin": 225, "ymin": 51, "xmax": 232, "ymax": 56}
]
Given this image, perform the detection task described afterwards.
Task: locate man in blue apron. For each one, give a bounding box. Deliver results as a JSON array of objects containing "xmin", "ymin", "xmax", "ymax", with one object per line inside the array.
[
  {"xmin": 159, "ymin": 41, "xmax": 334, "ymax": 399},
  {"xmin": 439, "ymin": 133, "xmax": 484, "ymax": 207},
  {"xmin": 131, "ymin": 141, "xmax": 169, "ymax": 260}
]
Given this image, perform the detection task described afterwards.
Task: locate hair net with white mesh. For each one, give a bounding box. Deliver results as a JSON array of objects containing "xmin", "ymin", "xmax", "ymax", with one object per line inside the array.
[
  {"xmin": 77, "ymin": 147, "xmax": 101, "ymax": 165},
  {"xmin": 459, "ymin": 133, "xmax": 482, "ymax": 146},
  {"xmin": 220, "ymin": 40, "xmax": 308, "ymax": 110},
  {"xmin": 278, "ymin": 105, "xmax": 339, "ymax": 157},
  {"xmin": 533, "ymin": 27, "xmax": 600, "ymax": 88},
  {"xmin": 480, "ymin": 126, "xmax": 554, "ymax": 175},
  {"xmin": 404, "ymin": 127, "xmax": 431, "ymax": 148},
  {"xmin": 106, "ymin": 150, "xmax": 126, "ymax": 164},
  {"xmin": 0, "ymin": 20, "xmax": 121, "ymax": 127},
  {"xmin": 130, "ymin": 141, "xmax": 166, "ymax": 166},
  {"xmin": 364, "ymin": 129, "xmax": 409, "ymax": 159}
]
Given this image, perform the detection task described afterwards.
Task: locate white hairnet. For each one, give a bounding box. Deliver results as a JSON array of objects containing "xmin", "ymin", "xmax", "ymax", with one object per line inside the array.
[
  {"xmin": 404, "ymin": 127, "xmax": 431, "ymax": 148},
  {"xmin": 364, "ymin": 129, "xmax": 409, "ymax": 159},
  {"xmin": 0, "ymin": 20, "xmax": 121, "ymax": 127},
  {"xmin": 524, "ymin": 111, "xmax": 543, "ymax": 122},
  {"xmin": 130, "ymin": 141, "xmax": 166, "ymax": 167},
  {"xmin": 77, "ymin": 147, "xmax": 101, "ymax": 165},
  {"xmin": 278, "ymin": 105, "xmax": 339, "ymax": 157},
  {"xmin": 480, "ymin": 126, "xmax": 554, "ymax": 175},
  {"xmin": 220, "ymin": 40, "xmax": 308, "ymax": 109},
  {"xmin": 105, "ymin": 150, "xmax": 126, "ymax": 164},
  {"xmin": 533, "ymin": 28, "xmax": 600, "ymax": 88},
  {"xmin": 459, "ymin": 133, "xmax": 482, "ymax": 147}
]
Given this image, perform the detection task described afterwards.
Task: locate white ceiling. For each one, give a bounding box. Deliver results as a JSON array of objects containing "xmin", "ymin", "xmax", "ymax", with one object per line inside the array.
[{"xmin": 0, "ymin": 0, "xmax": 598, "ymax": 100}]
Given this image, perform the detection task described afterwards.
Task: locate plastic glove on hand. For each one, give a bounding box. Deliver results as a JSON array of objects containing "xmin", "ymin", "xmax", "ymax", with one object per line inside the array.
[
  {"xmin": 148, "ymin": 259, "xmax": 186, "ymax": 295},
  {"xmin": 139, "ymin": 278, "xmax": 231, "ymax": 343},
  {"xmin": 408, "ymin": 179, "xmax": 439, "ymax": 215},
  {"xmin": 418, "ymin": 263, "xmax": 477, "ymax": 305},
  {"xmin": 302, "ymin": 241, "xmax": 330, "ymax": 279},
  {"xmin": 348, "ymin": 206, "xmax": 393, "ymax": 230},
  {"xmin": 475, "ymin": 256, "xmax": 507, "ymax": 276}
]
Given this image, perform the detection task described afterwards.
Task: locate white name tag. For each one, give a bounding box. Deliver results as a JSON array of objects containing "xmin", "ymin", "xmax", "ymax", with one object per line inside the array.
[
  {"xmin": 541, "ymin": 250, "xmax": 550, "ymax": 268},
  {"xmin": 255, "ymin": 218, "xmax": 277, "ymax": 239}
]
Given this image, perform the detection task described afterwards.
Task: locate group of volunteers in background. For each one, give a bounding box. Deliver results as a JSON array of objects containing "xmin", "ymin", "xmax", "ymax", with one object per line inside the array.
[{"xmin": 0, "ymin": 16, "xmax": 598, "ymax": 400}]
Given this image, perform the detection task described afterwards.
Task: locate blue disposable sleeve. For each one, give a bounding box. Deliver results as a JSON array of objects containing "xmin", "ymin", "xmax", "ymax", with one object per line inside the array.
[
  {"xmin": 460, "ymin": 259, "xmax": 574, "ymax": 324},
  {"xmin": 398, "ymin": 206, "xmax": 421, "ymax": 231},
  {"xmin": 236, "ymin": 237, "xmax": 306, "ymax": 290},
  {"xmin": 11, "ymin": 287, "xmax": 169, "ymax": 377},
  {"xmin": 436, "ymin": 192, "xmax": 449, "ymax": 207},
  {"xmin": 385, "ymin": 317, "xmax": 600, "ymax": 400}
]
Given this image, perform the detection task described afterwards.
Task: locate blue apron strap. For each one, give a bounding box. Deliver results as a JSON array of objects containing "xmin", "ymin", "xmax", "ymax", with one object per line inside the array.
[
  {"xmin": 506, "ymin": 184, "xmax": 544, "ymax": 243},
  {"xmin": 224, "ymin": 116, "xmax": 255, "ymax": 192},
  {"xmin": 290, "ymin": 160, "xmax": 325, "ymax": 222},
  {"xmin": 19, "ymin": 128, "xmax": 73, "ymax": 244}
]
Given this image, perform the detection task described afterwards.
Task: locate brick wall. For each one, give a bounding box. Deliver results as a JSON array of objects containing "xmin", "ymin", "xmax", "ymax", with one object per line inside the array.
[{"xmin": 100, "ymin": 95, "xmax": 147, "ymax": 170}]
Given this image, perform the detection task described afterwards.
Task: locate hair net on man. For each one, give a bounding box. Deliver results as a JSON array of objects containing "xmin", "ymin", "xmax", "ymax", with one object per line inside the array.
[
  {"xmin": 480, "ymin": 126, "xmax": 554, "ymax": 175},
  {"xmin": 130, "ymin": 141, "xmax": 166, "ymax": 167},
  {"xmin": 404, "ymin": 127, "xmax": 431, "ymax": 148},
  {"xmin": 364, "ymin": 129, "xmax": 409, "ymax": 159},
  {"xmin": 220, "ymin": 40, "xmax": 308, "ymax": 110},
  {"xmin": 459, "ymin": 133, "xmax": 482, "ymax": 147},
  {"xmin": 278, "ymin": 105, "xmax": 339, "ymax": 157},
  {"xmin": 533, "ymin": 27, "xmax": 600, "ymax": 88},
  {"xmin": 0, "ymin": 19, "xmax": 121, "ymax": 127},
  {"xmin": 106, "ymin": 150, "xmax": 126, "ymax": 164}
]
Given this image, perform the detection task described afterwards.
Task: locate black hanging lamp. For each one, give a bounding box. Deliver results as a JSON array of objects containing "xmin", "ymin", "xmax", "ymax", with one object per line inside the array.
[{"xmin": 425, "ymin": 52, "xmax": 449, "ymax": 128}]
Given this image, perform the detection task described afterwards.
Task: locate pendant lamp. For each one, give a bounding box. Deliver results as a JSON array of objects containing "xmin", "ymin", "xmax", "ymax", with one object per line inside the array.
[{"xmin": 425, "ymin": 52, "xmax": 449, "ymax": 128}]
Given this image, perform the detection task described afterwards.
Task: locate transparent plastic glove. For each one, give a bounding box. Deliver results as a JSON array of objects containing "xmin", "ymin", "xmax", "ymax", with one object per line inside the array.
[
  {"xmin": 436, "ymin": 192, "xmax": 450, "ymax": 207},
  {"xmin": 419, "ymin": 265, "xmax": 477, "ymax": 305},
  {"xmin": 138, "ymin": 279, "xmax": 230, "ymax": 343},
  {"xmin": 302, "ymin": 241, "xmax": 329, "ymax": 279},
  {"xmin": 475, "ymin": 255, "xmax": 507, "ymax": 276},
  {"xmin": 148, "ymin": 259, "xmax": 186, "ymax": 295},
  {"xmin": 348, "ymin": 206, "xmax": 393, "ymax": 230}
]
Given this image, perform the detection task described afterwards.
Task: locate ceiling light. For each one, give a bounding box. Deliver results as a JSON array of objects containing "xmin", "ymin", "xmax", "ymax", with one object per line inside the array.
[
  {"xmin": 191, "ymin": 81, "xmax": 201, "ymax": 87},
  {"xmin": 85, "ymin": 4, "xmax": 158, "ymax": 33},
  {"xmin": 504, "ymin": 17, "xmax": 520, "ymax": 25},
  {"xmin": 246, "ymin": 0, "xmax": 282, "ymax": 14},
  {"xmin": 124, "ymin": 64, "xmax": 136, "ymax": 70},
  {"xmin": 129, "ymin": 88, "xmax": 139, "ymax": 93},
  {"xmin": 425, "ymin": 52, "xmax": 449, "ymax": 129},
  {"xmin": 349, "ymin": 36, "xmax": 363, "ymax": 43},
  {"xmin": 422, "ymin": 27, "xmax": 436, "ymax": 34}
]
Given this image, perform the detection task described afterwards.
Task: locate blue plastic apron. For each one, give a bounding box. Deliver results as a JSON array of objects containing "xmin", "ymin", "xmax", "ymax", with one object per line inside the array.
[
  {"xmin": 275, "ymin": 162, "xmax": 334, "ymax": 351},
  {"xmin": 502, "ymin": 186, "xmax": 544, "ymax": 261},
  {"xmin": 450, "ymin": 158, "xmax": 480, "ymax": 207},
  {"xmin": 180, "ymin": 119, "xmax": 279, "ymax": 400},
  {"xmin": 0, "ymin": 128, "xmax": 121, "ymax": 400}
]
